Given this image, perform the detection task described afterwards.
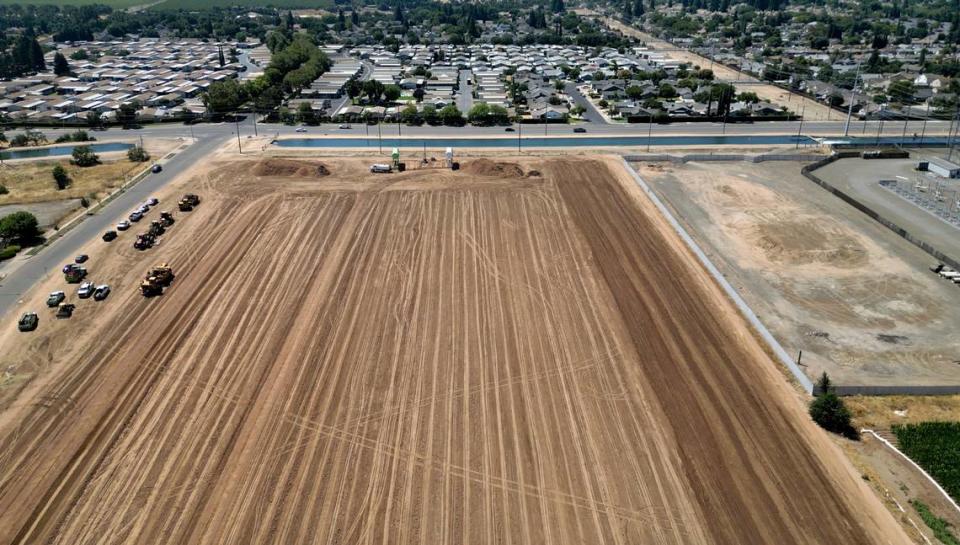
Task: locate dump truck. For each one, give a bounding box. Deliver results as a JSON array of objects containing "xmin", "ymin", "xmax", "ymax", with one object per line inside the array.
[
  {"xmin": 159, "ymin": 211, "xmax": 175, "ymax": 226},
  {"xmin": 64, "ymin": 265, "xmax": 87, "ymax": 283},
  {"xmin": 133, "ymin": 233, "xmax": 155, "ymax": 251},
  {"xmin": 140, "ymin": 278, "xmax": 164, "ymax": 297},
  {"xmin": 56, "ymin": 303, "xmax": 76, "ymax": 319},
  {"xmin": 178, "ymin": 194, "xmax": 200, "ymax": 211},
  {"xmin": 18, "ymin": 312, "xmax": 38, "ymax": 332}
]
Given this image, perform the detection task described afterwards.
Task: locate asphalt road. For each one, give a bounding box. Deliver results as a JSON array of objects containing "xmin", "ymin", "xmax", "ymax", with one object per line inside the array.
[
  {"xmin": 564, "ymin": 82, "xmax": 607, "ymax": 124},
  {"xmin": 457, "ymin": 69, "xmax": 473, "ymax": 113},
  {"xmin": 0, "ymin": 134, "xmax": 226, "ymax": 319},
  {"xmin": 0, "ymin": 116, "xmax": 955, "ymax": 320}
]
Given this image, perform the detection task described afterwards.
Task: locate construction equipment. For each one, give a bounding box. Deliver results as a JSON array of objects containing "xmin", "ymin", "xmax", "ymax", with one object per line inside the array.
[
  {"xmin": 56, "ymin": 303, "xmax": 76, "ymax": 319},
  {"xmin": 140, "ymin": 263, "xmax": 175, "ymax": 297},
  {"xmin": 159, "ymin": 211, "xmax": 175, "ymax": 226},
  {"xmin": 64, "ymin": 265, "xmax": 87, "ymax": 283},
  {"xmin": 370, "ymin": 163, "xmax": 392, "ymax": 173},
  {"xmin": 147, "ymin": 263, "xmax": 175, "ymax": 285},
  {"xmin": 18, "ymin": 312, "xmax": 38, "ymax": 332},
  {"xmin": 178, "ymin": 194, "xmax": 200, "ymax": 211},
  {"xmin": 133, "ymin": 233, "xmax": 155, "ymax": 251},
  {"xmin": 148, "ymin": 220, "xmax": 165, "ymax": 237}
]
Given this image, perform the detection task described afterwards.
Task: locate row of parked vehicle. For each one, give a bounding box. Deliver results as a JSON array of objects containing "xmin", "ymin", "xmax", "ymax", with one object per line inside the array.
[
  {"xmin": 19, "ymin": 193, "xmax": 198, "ymax": 333},
  {"xmin": 19, "ymin": 254, "xmax": 112, "ymax": 331},
  {"xmin": 930, "ymin": 263, "xmax": 960, "ymax": 284}
]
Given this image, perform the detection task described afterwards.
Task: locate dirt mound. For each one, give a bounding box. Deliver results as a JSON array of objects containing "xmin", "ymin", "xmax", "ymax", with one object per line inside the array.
[
  {"xmin": 526, "ymin": 170, "xmax": 542, "ymax": 178},
  {"xmin": 253, "ymin": 159, "xmax": 330, "ymax": 178},
  {"xmin": 750, "ymin": 219, "xmax": 868, "ymax": 268},
  {"xmin": 462, "ymin": 159, "xmax": 525, "ymax": 177}
]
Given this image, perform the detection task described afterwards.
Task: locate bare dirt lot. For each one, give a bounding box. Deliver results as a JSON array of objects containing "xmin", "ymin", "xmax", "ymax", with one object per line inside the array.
[
  {"xmin": 637, "ymin": 160, "xmax": 960, "ymax": 389},
  {"xmin": 0, "ymin": 156, "xmax": 905, "ymax": 544}
]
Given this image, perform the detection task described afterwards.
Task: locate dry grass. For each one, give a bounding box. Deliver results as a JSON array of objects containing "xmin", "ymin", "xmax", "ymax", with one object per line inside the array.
[
  {"xmin": 848, "ymin": 395, "xmax": 960, "ymax": 429},
  {"xmin": 0, "ymin": 159, "xmax": 147, "ymax": 205}
]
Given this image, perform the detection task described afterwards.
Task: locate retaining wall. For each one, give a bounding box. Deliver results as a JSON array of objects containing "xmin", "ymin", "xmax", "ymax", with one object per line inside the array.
[{"xmin": 622, "ymin": 153, "xmax": 822, "ymax": 164}]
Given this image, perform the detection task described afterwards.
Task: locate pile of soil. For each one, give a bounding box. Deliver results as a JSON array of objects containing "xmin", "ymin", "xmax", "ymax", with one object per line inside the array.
[
  {"xmin": 253, "ymin": 159, "xmax": 330, "ymax": 178},
  {"xmin": 462, "ymin": 159, "xmax": 525, "ymax": 178}
]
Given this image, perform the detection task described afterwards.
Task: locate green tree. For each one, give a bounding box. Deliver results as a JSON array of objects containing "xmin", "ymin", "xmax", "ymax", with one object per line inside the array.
[
  {"xmin": 422, "ymin": 104, "xmax": 438, "ymax": 124},
  {"xmin": 413, "ymin": 87, "xmax": 425, "ymax": 102},
  {"xmin": 117, "ymin": 101, "xmax": 140, "ymax": 126},
  {"xmin": 362, "ymin": 80, "xmax": 385, "ymax": 104},
  {"xmin": 71, "ymin": 145, "xmax": 100, "ymax": 167},
  {"xmin": 439, "ymin": 104, "xmax": 463, "ymax": 125},
  {"xmin": 626, "ymin": 85, "xmax": 644, "ymax": 100},
  {"xmin": 809, "ymin": 373, "xmax": 858, "ymax": 440},
  {"xmin": 658, "ymin": 82, "xmax": 677, "ymax": 98},
  {"xmin": 0, "ymin": 211, "xmax": 40, "ymax": 245},
  {"xmin": 53, "ymin": 52, "xmax": 71, "ymax": 76},
  {"xmin": 127, "ymin": 146, "xmax": 150, "ymax": 162},
  {"xmin": 887, "ymin": 79, "xmax": 917, "ymax": 104},
  {"xmin": 297, "ymin": 101, "xmax": 316, "ymax": 124},
  {"xmin": 468, "ymin": 102, "xmax": 491, "ymax": 125},
  {"xmin": 202, "ymin": 79, "xmax": 247, "ymax": 115},
  {"xmin": 52, "ymin": 165, "xmax": 70, "ymax": 190},
  {"xmin": 86, "ymin": 110, "xmax": 102, "ymax": 128},
  {"xmin": 401, "ymin": 103, "xmax": 420, "ymax": 125},
  {"xmin": 383, "ymin": 84, "xmax": 402, "ymax": 103}
]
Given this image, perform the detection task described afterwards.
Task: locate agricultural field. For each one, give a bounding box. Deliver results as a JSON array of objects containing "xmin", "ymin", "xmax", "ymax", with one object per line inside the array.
[
  {"xmin": 893, "ymin": 422, "xmax": 960, "ymax": 503},
  {"xmin": 0, "ymin": 156, "xmax": 904, "ymax": 544}
]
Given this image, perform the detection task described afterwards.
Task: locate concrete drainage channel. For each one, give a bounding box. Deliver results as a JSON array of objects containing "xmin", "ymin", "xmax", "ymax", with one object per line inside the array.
[{"xmin": 620, "ymin": 158, "xmax": 815, "ymax": 394}]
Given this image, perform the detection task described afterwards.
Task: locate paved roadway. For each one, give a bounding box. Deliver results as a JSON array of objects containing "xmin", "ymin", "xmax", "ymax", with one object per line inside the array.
[
  {"xmin": 0, "ymin": 116, "xmax": 954, "ymax": 319},
  {"xmin": 0, "ymin": 132, "xmax": 226, "ymax": 318},
  {"xmin": 457, "ymin": 70, "xmax": 473, "ymax": 113},
  {"xmin": 564, "ymin": 82, "xmax": 607, "ymax": 124}
]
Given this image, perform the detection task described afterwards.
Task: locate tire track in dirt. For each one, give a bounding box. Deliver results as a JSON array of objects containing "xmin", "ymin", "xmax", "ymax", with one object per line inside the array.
[{"xmin": 0, "ymin": 158, "xmax": 908, "ymax": 545}]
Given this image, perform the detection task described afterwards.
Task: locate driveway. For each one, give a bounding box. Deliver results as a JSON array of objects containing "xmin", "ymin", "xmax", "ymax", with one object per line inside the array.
[{"xmin": 564, "ymin": 82, "xmax": 607, "ymax": 124}]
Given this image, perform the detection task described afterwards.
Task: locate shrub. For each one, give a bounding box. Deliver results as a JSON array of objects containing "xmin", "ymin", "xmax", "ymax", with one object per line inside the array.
[
  {"xmin": 52, "ymin": 165, "xmax": 70, "ymax": 190},
  {"xmin": 71, "ymin": 145, "xmax": 100, "ymax": 167},
  {"xmin": 127, "ymin": 146, "xmax": 150, "ymax": 162},
  {"xmin": 910, "ymin": 500, "xmax": 960, "ymax": 545},
  {"xmin": 0, "ymin": 245, "xmax": 21, "ymax": 261},
  {"xmin": 809, "ymin": 373, "xmax": 858, "ymax": 440},
  {"xmin": 0, "ymin": 185, "xmax": 8, "ymax": 195}
]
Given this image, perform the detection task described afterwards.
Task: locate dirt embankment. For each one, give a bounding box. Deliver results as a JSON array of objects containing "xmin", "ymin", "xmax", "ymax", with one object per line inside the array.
[{"xmin": 462, "ymin": 158, "xmax": 540, "ymax": 178}]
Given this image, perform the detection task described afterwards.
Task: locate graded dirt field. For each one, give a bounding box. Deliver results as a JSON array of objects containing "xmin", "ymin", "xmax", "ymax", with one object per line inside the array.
[
  {"xmin": 0, "ymin": 156, "xmax": 905, "ymax": 544},
  {"xmin": 636, "ymin": 160, "xmax": 960, "ymax": 389}
]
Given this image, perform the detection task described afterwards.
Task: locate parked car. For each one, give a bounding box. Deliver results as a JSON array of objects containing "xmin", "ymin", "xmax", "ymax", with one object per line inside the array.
[
  {"xmin": 46, "ymin": 291, "xmax": 65, "ymax": 307},
  {"xmin": 573, "ymin": 127, "xmax": 587, "ymax": 133},
  {"xmin": 338, "ymin": 124, "xmax": 352, "ymax": 129},
  {"xmin": 117, "ymin": 220, "xmax": 131, "ymax": 231},
  {"xmin": 93, "ymin": 285, "xmax": 111, "ymax": 301},
  {"xmin": 147, "ymin": 197, "xmax": 159, "ymax": 206},
  {"xmin": 75, "ymin": 254, "xmax": 89, "ymax": 264},
  {"xmin": 129, "ymin": 211, "xmax": 143, "ymax": 222},
  {"xmin": 151, "ymin": 164, "xmax": 162, "ymax": 173},
  {"xmin": 102, "ymin": 230, "xmax": 117, "ymax": 242},
  {"xmin": 77, "ymin": 282, "xmax": 95, "ymax": 299},
  {"xmin": 18, "ymin": 312, "xmax": 38, "ymax": 332}
]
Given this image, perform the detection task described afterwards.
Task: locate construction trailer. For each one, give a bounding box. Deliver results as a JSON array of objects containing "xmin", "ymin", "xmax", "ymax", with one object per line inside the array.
[{"xmin": 928, "ymin": 157, "xmax": 960, "ymax": 179}]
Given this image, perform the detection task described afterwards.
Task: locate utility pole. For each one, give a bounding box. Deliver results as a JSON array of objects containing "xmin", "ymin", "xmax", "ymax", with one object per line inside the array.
[
  {"xmin": 365, "ymin": 122, "xmax": 370, "ymax": 148},
  {"xmin": 517, "ymin": 117, "xmax": 522, "ymax": 152},
  {"xmin": 647, "ymin": 113, "xmax": 653, "ymax": 152},
  {"xmin": 919, "ymin": 102, "xmax": 929, "ymax": 146},
  {"xmin": 377, "ymin": 121, "xmax": 382, "ymax": 154},
  {"xmin": 843, "ymin": 62, "xmax": 861, "ymax": 137},
  {"xmin": 234, "ymin": 115, "xmax": 242, "ymax": 153},
  {"xmin": 252, "ymin": 108, "xmax": 258, "ymax": 137},
  {"xmin": 949, "ymin": 108, "xmax": 960, "ymax": 162},
  {"xmin": 796, "ymin": 102, "xmax": 806, "ymax": 149},
  {"xmin": 875, "ymin": 112, "xmax": 885, "ymax": 147}
]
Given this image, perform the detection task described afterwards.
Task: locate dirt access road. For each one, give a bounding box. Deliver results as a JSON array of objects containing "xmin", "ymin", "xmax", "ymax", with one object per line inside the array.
[
  {"xmin": 577, "ymin": 9, "xmax": 838, "ymax": 121},
  {"xmin": 0, "ymin": 157, "xmax": 905, "ymax": 544}
]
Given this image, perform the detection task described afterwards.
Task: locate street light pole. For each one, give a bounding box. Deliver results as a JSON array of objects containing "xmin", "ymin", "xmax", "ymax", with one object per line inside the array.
[
  {"xmin": 843, "ymin": 62, "xmax": 861, "ymax": 137},
  {"xmin": 796, "ymin": 102, "xmax": 805, "ymax": 149},
  {"xmin": 920, "ymin": 102, "xmax": 929, "ymax": 146},
  {"xmin": 517, "ymin": 117, "xmax": 521, "ymax": 153},
  {"xmin": 647, "ymin": 113, "xmax": 653, "ymax": 152},
  {"xmin": 377, "ymin": 121, "xmax": 382, "ymax": 154}
]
